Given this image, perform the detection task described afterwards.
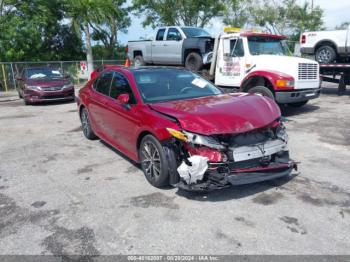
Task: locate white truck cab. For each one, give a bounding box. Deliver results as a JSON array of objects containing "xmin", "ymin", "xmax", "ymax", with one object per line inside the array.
[{"xmin": 209, "ymin": 28, "xmax": 321, "ymax": 106}]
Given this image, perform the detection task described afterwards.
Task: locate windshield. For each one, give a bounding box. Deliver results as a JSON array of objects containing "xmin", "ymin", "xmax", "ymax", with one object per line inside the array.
[
  {"xmin": 181, "ymin": 27, "xmax": 211, "ymax": 38},
  {"xmin": 247, "ymin": 37, "xmax": 288, "ymax": 55},
  {"xmin": 26, "ymin": 68, "xmax": 63, "ymax": 79},
  {"xmin": 133, "ymin": 69, "xmax": 221, "ymax": 103}
]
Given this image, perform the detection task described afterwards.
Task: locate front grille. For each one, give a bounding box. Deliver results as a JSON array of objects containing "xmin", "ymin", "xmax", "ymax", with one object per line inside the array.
[
  {"xmin": 43, "ymin": 86, "xmax": 63, "ymax": 92},
  {"xmin": 298, "ymin": 63, "xmax": 318, "ymax": 80}
]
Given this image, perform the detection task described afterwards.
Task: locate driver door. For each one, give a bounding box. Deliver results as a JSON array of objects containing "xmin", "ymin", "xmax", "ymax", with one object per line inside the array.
[{"xmin": 215, "ymin": 38, "xmax": 246, "ymax": 87}]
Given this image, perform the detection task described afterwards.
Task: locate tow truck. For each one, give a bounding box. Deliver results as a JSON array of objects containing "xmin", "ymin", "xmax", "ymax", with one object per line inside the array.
[{"xmin": 203, "ymin": 27, "xmax": 321, "ymax": 107}]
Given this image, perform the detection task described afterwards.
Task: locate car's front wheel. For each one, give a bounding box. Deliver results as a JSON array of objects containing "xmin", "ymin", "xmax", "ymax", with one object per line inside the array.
[
  {"xmin": 80, "ymin": 107, "xmax": 97, "ymax": 140},
  {"xmin": 139, "ymin": 135, "xmax": 169, "ymax": 188}
]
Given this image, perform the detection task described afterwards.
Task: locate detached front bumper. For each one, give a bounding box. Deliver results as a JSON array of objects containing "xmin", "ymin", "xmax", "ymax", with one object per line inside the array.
[
  {"xmin": 275, "ymin": 88, "xmax": 321, "ymax": 104},
  {"xmin": 177, "ymin": 150, "xmax": 298, "ymax": 192},
  {"xmin": 24, "ymin": 88, "xmax": 75, "ymax": 103}
]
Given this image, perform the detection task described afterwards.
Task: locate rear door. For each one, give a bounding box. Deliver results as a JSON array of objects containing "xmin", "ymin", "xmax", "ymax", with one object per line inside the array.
[
  {"xmin": 104, "ymin": 71, "xmax": 141, "ymax": 154},
  {"xmin": 87, "ymin": 71, "xmax": 114, "ymax": 136},
  {"xmin": 151, "ymin": 28, "xmax": 167, "ymax": 63},
  {"xmin": 163, "ymin": 27, "xmax": 183, "ymax": 64}
]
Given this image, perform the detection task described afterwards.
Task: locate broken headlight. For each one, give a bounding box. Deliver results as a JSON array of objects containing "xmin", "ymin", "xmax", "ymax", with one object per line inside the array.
[
  {"xmin": 183, "ymin": 131, "xmax": 225, "ymax": 150},
  {"xmin": 166, "ymin": 128, "xmax": 225, "ymax": 150},
  {"xmin": 276, "ymin": 124, "xmax": 288, "ymax": 143}
]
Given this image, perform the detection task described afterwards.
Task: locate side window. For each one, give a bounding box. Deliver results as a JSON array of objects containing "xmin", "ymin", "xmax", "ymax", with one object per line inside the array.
[
  {"xmin": 110, "ymin": 72, "xmax": 136, "ymax": 104},
  {"xmin": 156, "ymin": 29, "xmax": 166, "ymax": 41},
  {"xmin": 167, "ymin": 28, "xmax": 181, "ymax": 41},
  {"xmin": 95, "ymin": 71, "xmax": 113, "ymax": 96},
  {"xmin": 230, "ymin": 39, "xmax": 244, "ymax": 57}
]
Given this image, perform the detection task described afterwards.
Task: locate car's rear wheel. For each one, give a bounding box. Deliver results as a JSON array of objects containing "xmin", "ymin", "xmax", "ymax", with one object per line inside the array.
[
  {"xmin": 80, "ymin": 107, "xmax": 97, "ymax": 140},
  {"xmin": 248, "ymin": 86, "xmax": 274, "ymax": 100},
  {"xmin": 185, "ymin": 52, "xmax": 203, "ymax": 72},
  {"xmin": 139, "ymin": 135, "xmax": 169, "ymax": 188},
  {"xmin": 315, "ymin": 45, "xmax": 336, "ymax": 64}
]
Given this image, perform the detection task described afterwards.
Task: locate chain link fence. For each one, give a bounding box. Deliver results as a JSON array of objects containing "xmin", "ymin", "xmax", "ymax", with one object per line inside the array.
[{"xmin": 0, "ymin": 60, "xmax": 125, "ymax": 92}]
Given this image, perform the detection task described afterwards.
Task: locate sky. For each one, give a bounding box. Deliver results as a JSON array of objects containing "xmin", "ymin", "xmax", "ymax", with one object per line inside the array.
[{"xmin": 118, "ymin": 0, "xmax": 350, "ymax": 44}]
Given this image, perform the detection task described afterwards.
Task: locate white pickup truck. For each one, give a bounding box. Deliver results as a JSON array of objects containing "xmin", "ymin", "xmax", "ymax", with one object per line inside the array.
[
  {"xmin": 300, "ymin": 25, "xmax": 350, "ymax": 63},
  {"xmin": 127, "ymin": 26, "xmax": 214, "ymax": 71}
]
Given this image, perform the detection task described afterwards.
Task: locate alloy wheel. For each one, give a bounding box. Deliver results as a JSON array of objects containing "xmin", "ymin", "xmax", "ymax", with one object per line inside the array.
[
  {"xmin": 140, "ymin": 141, "xmax": 162, "ymax": 181},
  {"xmin": 81, "ymin": 110, "xmax": 90, "ymax": 137}
]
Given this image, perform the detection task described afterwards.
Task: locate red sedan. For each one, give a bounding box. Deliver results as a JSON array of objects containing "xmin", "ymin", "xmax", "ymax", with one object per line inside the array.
[
  {"xmin": 17, "ymin": 67, "xmax": 75, "ymax": 105},
  {"xmin": 77, "ymin": 66, "xmax": 297, "ymax": 191}
]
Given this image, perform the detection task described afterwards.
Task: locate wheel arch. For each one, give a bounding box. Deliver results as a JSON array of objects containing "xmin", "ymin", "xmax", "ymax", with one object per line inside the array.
[
  {"xmin": 241, "ymin": 75, "xmax": 275, "ymax": 94},
  {"xmin": 133, "ymin": 50, "xmax": 143, "ymax": 58},
  {"xmin": 183, "ymin": 48, "xmax": 201, "ymax": 64},
  {"xmin": 315, "ymin": 40, "xmax": 338, "ymax": 54},
  {"xmin": 241, "ymin": 70, "xmax": 294, "ymax": 93}
]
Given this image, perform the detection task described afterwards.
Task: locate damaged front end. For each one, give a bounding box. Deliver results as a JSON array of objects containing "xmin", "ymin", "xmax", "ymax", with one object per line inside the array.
[{"xmin": 163, "ymin": 121, "xmax": 298, "ymax": 191}]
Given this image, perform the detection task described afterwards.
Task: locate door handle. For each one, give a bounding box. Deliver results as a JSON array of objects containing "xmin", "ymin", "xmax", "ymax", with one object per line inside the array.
[{"xmin": 163, "ymin": 44, "xmax": 168, "ymax": 46}]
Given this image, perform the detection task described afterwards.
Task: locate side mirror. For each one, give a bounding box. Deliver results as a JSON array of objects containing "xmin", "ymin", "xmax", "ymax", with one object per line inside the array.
[
  {"xmin": 15, "ymin": 76, "xmax": 23, "ymax": 81},
  {"xmin": 176, "ymin": 36, "xmax": 182, "ymax": 41},
  {"xmin": 117, "ymin": 93, "xmax": 130, "ymax": 104}
]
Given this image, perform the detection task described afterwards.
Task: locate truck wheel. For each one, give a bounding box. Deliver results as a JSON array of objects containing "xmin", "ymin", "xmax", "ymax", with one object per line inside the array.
[
  {"xmin": 315, "ymin": 45, "xmax": 336, "ymax": 64},
  {"xmin": 134, "ymin": 55, "xmax": 145, "ymax": 67},
  {"xmin": 289, "ymin": 101, "xmax": 308, "ymax": 107},
  {"xmin": 185, "ymin": 52, "xmax": 203, "ymax": 72},
  {"xmin": 248, "ymin": 86, "xmax": 274, "ymax": 100}
]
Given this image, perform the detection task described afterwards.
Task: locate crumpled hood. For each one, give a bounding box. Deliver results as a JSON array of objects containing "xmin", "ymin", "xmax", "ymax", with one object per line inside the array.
[
  {"xmin": 26, "ymin": 78, "xmax": 70, "ymax": 88},
  {"xmin": 150, "ymin": 93, "xmax": 281, "ymax": 135}
]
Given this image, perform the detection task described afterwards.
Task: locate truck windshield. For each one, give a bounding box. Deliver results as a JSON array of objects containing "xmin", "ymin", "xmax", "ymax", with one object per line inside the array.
[
  {"xmin": 248, "ymin": 37, "xmax": 288, "ymax": 55},
  {"xmin": 133, "ymin": 69, "xmax": 221, "ymax": 103},
  {"xmin": 181, "ymin": 27, "xmax": 211, "ymax": 38}
]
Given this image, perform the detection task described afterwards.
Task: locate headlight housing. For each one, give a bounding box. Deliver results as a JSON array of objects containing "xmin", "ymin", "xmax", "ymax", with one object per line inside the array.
[
  {"xmin": 166, "ymin": 128, "xmax": 224, "ymax": 150},
  {"xmin": 276, "ymin": 124, "xmax": 288, "ymax": 143},
  {"xmin": 62, "ymin": 83, "xmax": 74, "ymax": 89},
  {"xmin": 276, "ymin": 79, "xmax": 294, "ymax": 88}
]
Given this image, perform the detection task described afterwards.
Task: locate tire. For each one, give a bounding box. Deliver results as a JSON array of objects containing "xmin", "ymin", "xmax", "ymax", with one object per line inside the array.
[
  {"xmin": 185, "ymin": 52, "xmax": 203, "ymax": 72},
  {"xmin": 289, "ymin": 101, "xmax": 308, "ymax": 107},
  {"xmin": 80, "ymin": 107, "xmax": 97, "ymax": 140},
  {"xmin": 134, "ymin": 55, "xmax": 145, "ymax": 67},
  {"xmin": 248, "ymin": 86, "xmax": 274, "ymax": 100},
  {"xmin": 139, "ymin": 135, "xmax": 170, "ymax": 188},
  {"xmin": 18, "ymin": 91, "xmax": 22, "ymax": 99},
  {"xmin": 315, "ymin": 45, "xmax": 336, "ymax": 64}
]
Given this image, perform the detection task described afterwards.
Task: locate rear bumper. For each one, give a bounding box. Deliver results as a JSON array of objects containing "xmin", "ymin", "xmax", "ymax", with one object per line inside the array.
[
  {"xmin": 275, "ymin": 88, "xmax": 321, "ymax": 104},
  {"xmin": 24, "ymin": 88, "xmax": 75, "ymax": 103}
]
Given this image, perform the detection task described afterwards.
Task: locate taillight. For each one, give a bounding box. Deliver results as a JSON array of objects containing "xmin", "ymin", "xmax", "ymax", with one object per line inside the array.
[
  {"xmin": 301, "ymin": 34, "xmax": 306, "ymax": 44},
  {"xmin": 125, "ymin": 45, "xmax": 128, "ymax": 53}
]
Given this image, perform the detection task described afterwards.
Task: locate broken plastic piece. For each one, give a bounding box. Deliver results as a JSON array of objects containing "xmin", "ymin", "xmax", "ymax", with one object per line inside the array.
[{"xmin": 177, "ymin": 155, "xmax": 208, "ymax": 184}]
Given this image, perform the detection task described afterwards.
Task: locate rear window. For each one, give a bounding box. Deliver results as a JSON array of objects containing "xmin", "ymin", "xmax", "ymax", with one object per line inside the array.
[{"xmin": 133, "ymin": 69, "xmax": 221, "ymax": 103}]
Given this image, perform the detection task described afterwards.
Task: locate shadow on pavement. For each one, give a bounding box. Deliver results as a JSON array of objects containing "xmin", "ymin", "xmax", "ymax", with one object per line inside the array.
[{"xmin": 176, "ymin": 173, "xmax": 298, "ymax": 201}]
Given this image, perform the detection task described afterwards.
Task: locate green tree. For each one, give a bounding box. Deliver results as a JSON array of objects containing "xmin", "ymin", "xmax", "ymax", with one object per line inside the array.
[
  {"xmin": 222, "ymin": 0, "xmax": 252, "ymax": 28},
  {"xmin": 132, "ymin": 0, "xmax": 225, "ymax": 28},
  {"xmin": 249, "ymin": 0, "xmax": 323, "ymax": 40},
  {"xmin": 90, "ymin": 0, "xmax": 131, "ymax": 59},
  {"xmin": 0, "ymin": 0, "xmax": 84, "ymax": 61}
]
